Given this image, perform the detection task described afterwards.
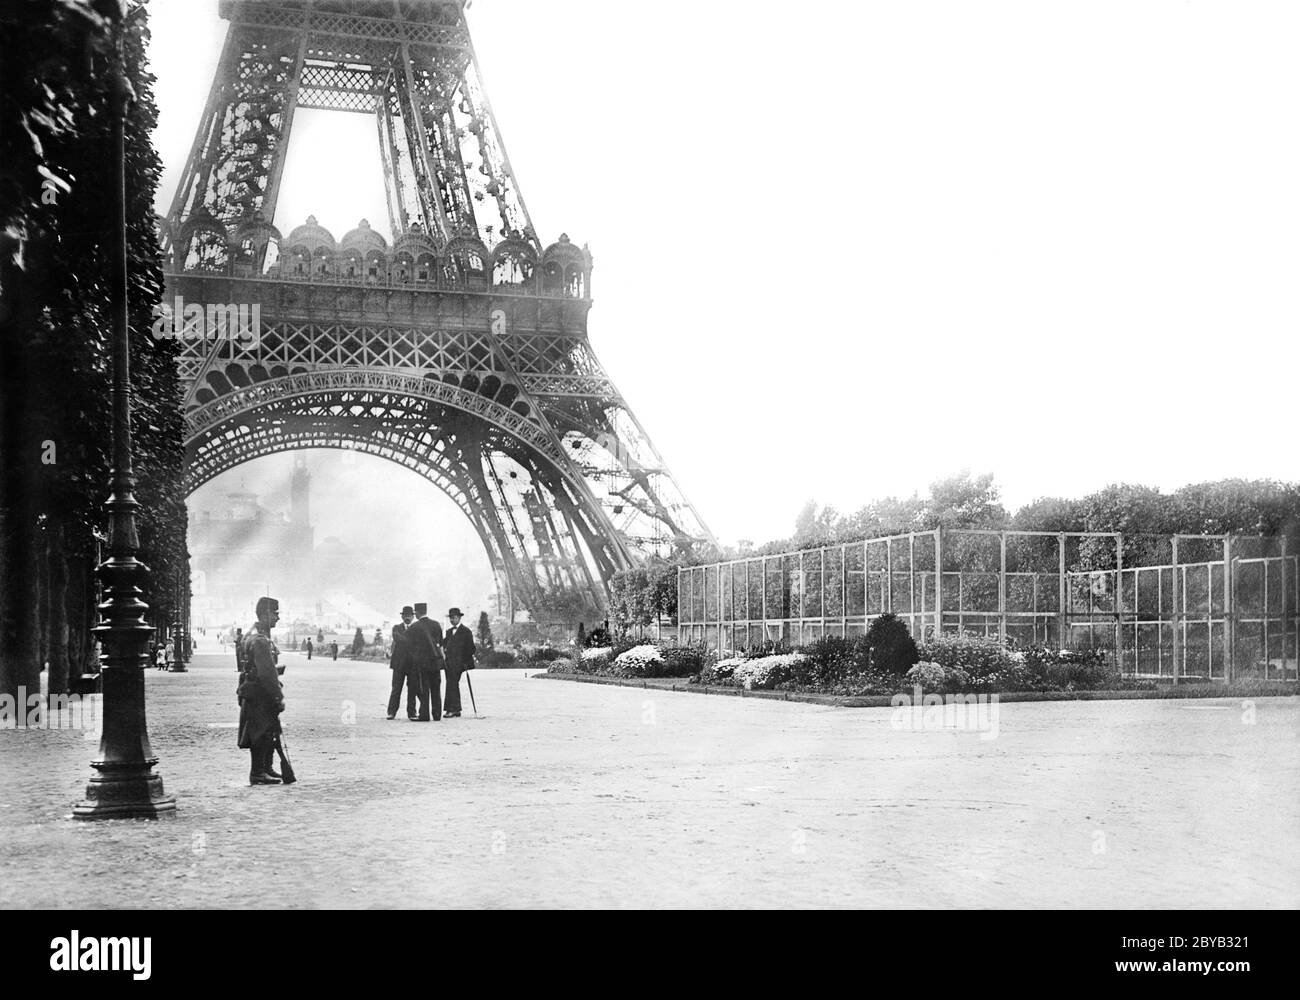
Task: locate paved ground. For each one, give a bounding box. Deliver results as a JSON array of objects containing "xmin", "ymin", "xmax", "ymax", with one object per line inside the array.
[{"xmin": 1, "ymin": 652, "xmax": 1296, "ymax": 908}]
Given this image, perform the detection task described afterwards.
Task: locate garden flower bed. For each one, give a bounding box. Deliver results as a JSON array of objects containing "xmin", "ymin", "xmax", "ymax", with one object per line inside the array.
[
  {"xmin": 546, "ymin": 640, "xmax": 709, "ymax": 680},
  {"xmin": 539, "ymin": 621, "xmax": 1300, "ymax": 700}
]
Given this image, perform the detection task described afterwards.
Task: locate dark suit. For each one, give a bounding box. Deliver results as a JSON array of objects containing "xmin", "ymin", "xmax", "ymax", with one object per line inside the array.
[
  {"xmin": 386, "ymin": 622, "xmax": 417, "ymax": 719},
  {"xmin": 441, "ymin": 623, "xmax": 476, "ymax": 714},
  {"xmin": 406, "ymin": 616, "xmax": 444, "ymax": 720}
]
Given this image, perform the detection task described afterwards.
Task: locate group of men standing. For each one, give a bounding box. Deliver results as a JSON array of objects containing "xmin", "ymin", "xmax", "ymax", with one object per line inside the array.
[
  {"xmin": 387, "ymin": 603, "xmax": 476, "ymax": 721},
  {"xmin": 235, "ymin": 596, "xmax": 479, "ymax": 783}
]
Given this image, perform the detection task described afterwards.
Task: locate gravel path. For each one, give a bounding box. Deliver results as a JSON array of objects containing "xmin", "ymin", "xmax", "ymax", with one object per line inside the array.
[{"xmin": 1, "ymin": 653, "xmax": 1296, "ymax": 908}]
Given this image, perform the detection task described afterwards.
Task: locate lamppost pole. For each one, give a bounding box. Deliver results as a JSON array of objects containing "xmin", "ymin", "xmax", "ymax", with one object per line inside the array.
[{"xmin": 74, "ymin": 0, "xmax": 176, "ymax": 820}]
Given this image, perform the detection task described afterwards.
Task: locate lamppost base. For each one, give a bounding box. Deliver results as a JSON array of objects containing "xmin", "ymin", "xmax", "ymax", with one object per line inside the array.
[
  {"xmin": 73, "ymin": 766, "xmax": 176, "ymax": 820},
  {"xmin": 168, "ymin": 663, "xmax": 188, "ymax": 673}
]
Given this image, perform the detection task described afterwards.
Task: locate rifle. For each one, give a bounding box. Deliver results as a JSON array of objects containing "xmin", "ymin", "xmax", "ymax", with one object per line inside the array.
[{"xmin": 273, "ymin": 718, "xmax": 297, "ymax": 784}]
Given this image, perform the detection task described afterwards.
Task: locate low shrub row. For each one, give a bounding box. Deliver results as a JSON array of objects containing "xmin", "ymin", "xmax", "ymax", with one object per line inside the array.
[
  {"xmin": 514, "ymin": 645, "xmax": 569, "ymax": 664},
  {"xmin": 539, "ymin": 624, "xmax": 1164, "ymax": 696},
  {"xmin": 693, "ymin": 629, "xmax": 1149, "ymax": 695},
  {"xmin": 546, "ymin": 641, "xmax": 714, "ymax": 680}
]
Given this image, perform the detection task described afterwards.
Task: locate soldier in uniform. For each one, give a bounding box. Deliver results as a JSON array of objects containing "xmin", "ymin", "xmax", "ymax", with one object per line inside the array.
[
  {"xmin": 405, "ymin": 602, "xmax": 444, "ymax": 721},
  {"xmin": 238, "ymin": 596, "xmax": 284, "ymax": 785},
  {"xmin": 441, "ymin": 607, "xmax": 476, "ymax": 718},
  {"xmin": 386, "ymin": 605, "xmax": 417, "ymax": 720}
]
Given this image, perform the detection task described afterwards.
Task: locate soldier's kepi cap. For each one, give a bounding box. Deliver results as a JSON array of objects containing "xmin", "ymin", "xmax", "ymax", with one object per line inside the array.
[
  {"xmin": 255, "ymin": 596, "xmax": 279, "ymax": 617},
  {"xmin": 401, "ymin": 605, "xmax": 414, "ymax": 615},
  {"xmin": 448, "ymin": 608, "xmax": 463, "ymax": 617},
  {"xmin": 413, "ymin": 602, "xmax": 428, "ymax": 616}
]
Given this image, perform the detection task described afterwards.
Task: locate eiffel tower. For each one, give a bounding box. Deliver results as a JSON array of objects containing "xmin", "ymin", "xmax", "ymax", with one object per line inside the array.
[{"xmin": 161, "ymin": 0, "xmax": 715, "ymax": 618}]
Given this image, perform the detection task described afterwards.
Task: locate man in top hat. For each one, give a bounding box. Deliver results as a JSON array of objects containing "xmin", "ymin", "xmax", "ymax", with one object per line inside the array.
[
  {"xmin": 404, "ymin": 602, "xmax": 444, "ymax": 721},
  {"xmin": 237, "ymin": 596, "xmax": 284, "ymax": 785},
  {"xmin": 386, "ymin": 605, "xmax": 418, "ymax": 720},
  {"xmin": 441, "ymin": 607, "xmax": 476, "ymax": 718}
]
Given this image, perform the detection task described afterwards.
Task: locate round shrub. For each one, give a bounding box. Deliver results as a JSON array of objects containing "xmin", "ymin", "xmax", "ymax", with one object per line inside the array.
[
  {"xmin": 733, "ymin": 653, "xmax": 808, "ymax": 690},
  {"xmin": 866, "ymin": 613, "xmax": 920, "ymax": 674},
  {"xmin": 576, "ymin": 646, "xmax": 614, "ymax": 673},
  {"xmin": 903, "ymin": 661, "xmax": 972, "ymax": 693},
  {"xmin": 660, "ymin": 643, "xmax": 712, "ymax": 678},
  {"xmin": 613, "ymin": 644, "xmax": 664, "ymax": 677},
  {"xmin": 905, "ymin": 661, "xmax": 946, "ymax": 692},
  {"xmin": 696, "ymin": 656, "xmax": 744, "ymax": 686}
]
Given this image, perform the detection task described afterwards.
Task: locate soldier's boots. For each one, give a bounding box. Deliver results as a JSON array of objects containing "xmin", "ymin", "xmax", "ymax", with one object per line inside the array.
[{"xmin": 250, "ymin": 746, "xmax": 282, "ymax": 785}]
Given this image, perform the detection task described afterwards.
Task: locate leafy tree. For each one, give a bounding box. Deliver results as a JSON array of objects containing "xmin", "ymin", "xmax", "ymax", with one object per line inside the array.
[
  {"xmin": 917, "ymin": 470, "xmax": 1008, "ymax": 531},
  {"xmin": 477, "ymin": 611, "xmax": 494, "ymax": 650},
  {"xmin": 0, "ymin": 1, "xmax": 186, "ymax": 700},
  {"xmin": 1169, "ymin": 479, "xmax": 1300, "ymax": 537},
  {"xmin": 1010, "ymin": 496, "xmax": 1085, "ymax": 532},
  {"xmin": 608, "ymin": 561, "xmax": 681, "ymax": 632},
  {"xmin": 647, "ymin": 563, "xmax": 679, "ymax": 623},
  {"xmin": 841, "ymin": 494, "xmax": 925, "ymax": 539}
]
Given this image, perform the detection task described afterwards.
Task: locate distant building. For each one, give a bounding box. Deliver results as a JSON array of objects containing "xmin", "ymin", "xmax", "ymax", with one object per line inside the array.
[{"xmin": 188, "ymin": 459, "xmax": 315, "ymax": 626}]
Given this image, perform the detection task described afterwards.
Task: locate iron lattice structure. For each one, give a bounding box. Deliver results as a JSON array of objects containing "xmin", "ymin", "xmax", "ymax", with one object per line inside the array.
[
  {"xmin": 161, "ymin": 0, "xmax": 715, "ymax": 617},
  {"xmin": 679, "ymin": 530, "xmax": 1299, "ymax": 682}
]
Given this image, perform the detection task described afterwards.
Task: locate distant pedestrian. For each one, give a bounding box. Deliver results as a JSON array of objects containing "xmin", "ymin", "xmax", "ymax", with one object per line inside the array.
[
  {"xmin": 330, "ymin": 641, "xmax": 338, "ymax": 661},
  {"xmin": 305, "ymin": 637, "xmax": 313, "ymax": 660}
]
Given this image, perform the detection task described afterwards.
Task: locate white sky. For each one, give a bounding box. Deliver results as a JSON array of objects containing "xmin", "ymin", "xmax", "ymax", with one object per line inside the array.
[{"xmin": 149, "ymin": 0, "xmax": 1300, "ymax": 546}]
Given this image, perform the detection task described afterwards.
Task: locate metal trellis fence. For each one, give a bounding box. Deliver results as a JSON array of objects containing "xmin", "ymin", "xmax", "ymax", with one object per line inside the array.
[{"xmin": 677, "ymin": 529, "xmax": 1298, "ymax": 681}]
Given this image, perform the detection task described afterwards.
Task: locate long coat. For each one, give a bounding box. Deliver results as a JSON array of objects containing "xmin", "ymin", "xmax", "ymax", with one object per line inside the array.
[
  {"xmin": 237, "ymin": 631, "xmax": 283, "ymax": 749},
  {"xmin": 405, "ymin": 617, "xmax": 444, "ymax": 671},
  {"xmin": 389, "ymin": 622, "xmax": 412, "ymax": 672},
  {"xmin": 442, "ymin": 623, "xmax": 476, "ymax": 673}
]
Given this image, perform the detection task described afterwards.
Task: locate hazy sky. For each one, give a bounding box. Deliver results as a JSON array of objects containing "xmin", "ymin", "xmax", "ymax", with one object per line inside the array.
[{"xmin": 150, "ymin": 0, "xmax": 1299, "ymax": 546}]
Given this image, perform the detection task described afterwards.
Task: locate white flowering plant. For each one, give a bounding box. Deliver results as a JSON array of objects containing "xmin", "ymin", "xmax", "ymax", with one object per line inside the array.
[
  {"xmin": 903, "ymin": 661, "xmax": 971, "ymax": 693},
  {"xmin": 613, "ymin": 644, "xmax": 664, "ymax": 677},
  {"xmin": 697, "ymin": 652, "xmax": 809, "ymax": 690}
]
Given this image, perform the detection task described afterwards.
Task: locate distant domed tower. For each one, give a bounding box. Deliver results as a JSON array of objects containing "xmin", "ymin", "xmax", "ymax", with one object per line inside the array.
[
  {"xmin": 291, "ymin": 457, "xmax": 310, "ymax": 527},
  {"xmin": 290, "ymin": 457, "xmax": 315, "ymax": 597}
]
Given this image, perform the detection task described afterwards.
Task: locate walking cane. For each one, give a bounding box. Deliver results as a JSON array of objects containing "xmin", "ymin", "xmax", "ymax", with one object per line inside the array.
[{"xmin": 465, "ymin": 671, "xmax": 478, "ymax": 717}]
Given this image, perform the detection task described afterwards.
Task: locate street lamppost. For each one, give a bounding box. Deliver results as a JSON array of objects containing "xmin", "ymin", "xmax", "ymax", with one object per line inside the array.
[{"xmin": 74, "ymin": 0, "xmax": 175, "ymax": 820}]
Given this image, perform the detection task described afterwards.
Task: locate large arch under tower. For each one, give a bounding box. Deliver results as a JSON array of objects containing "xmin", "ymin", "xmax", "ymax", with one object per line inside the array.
[{"xmin": 164, "ymin": 0, "xmax": 716, "ymax": 616}]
